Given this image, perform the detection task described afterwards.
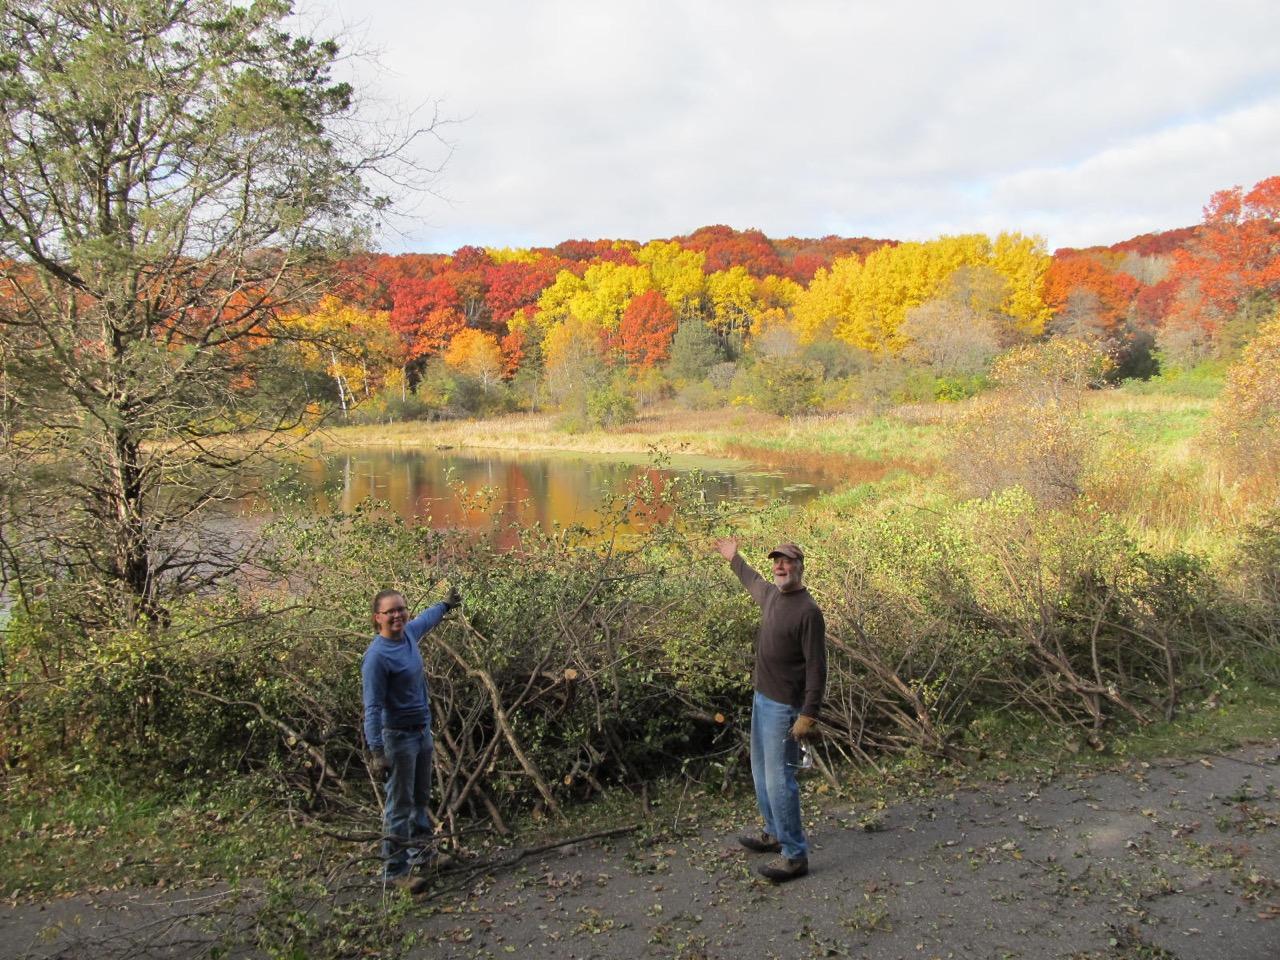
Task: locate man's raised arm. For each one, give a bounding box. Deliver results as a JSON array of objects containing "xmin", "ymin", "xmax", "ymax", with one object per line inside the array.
[{"xmin": 713, "ymin": 536, "xmax": 772, "ymax": 606}]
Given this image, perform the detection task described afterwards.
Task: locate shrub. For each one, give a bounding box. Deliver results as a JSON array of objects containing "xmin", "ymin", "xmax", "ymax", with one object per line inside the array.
[
  {"xmin": 666, "ymin": 319, "xmax": 724, "ymax": 382},
  {"xmin": 1206, "ymin": 315, "xmax": 1280, "ymax": 484},
  {"xmin": 585, "ymin": 380, "xmax": 636, "ymax": 428},
  {"xmin": 741, "ymin": 355, "xmax": 824, "ymax": 416},
  {"xmin": 950, "ymin": 339, "xmax": 1112, "ymax": 506}
]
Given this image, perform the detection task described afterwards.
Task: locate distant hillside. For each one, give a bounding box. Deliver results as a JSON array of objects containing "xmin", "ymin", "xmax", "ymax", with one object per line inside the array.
[{"xmin": 1056, "ymin": 224, "xmax": 1201, "ymax": 259}]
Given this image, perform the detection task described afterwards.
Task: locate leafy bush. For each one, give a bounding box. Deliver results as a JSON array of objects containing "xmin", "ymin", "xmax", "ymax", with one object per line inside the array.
[
  {"xmin": 585, "ymin": 380, "xmax": 637, "ymax": 427},
  {"xmin": 1206, "ymin": 315, "xmax": 1280, "ymax": 484},
  {"xmin": 949, "ymin": 338, "xmax": 1113, "ymax": 506},
  {"xmin": 740, "ymin": 355, "xmax": 824, "ymax": 416}
]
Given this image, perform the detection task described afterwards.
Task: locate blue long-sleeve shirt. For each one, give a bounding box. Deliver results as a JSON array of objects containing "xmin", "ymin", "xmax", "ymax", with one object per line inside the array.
[{"xmin": 361, "ymin": 603, "xmax": 448, "ymax": 751}]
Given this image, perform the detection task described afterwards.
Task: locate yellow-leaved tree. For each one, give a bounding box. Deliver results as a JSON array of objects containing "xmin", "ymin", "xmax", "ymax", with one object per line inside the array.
[
  {"xmin": 485, "ymin": 246, "xmax": 541, "ymax": 264},
  {"xmin": 634, "ymin": 240, "xmax": 706, "ymax": 319},
  {"xmin": 542, "ymin": 314, "xmax": 606, "ymax": 408},
  {"xmin": 443, "ymin": 328, "xmax": 505, "ymax": 393},
  {"xmin": 536, "ymin": 262, "xmax": 652, "ymax": 332},
  {"xmin": 705, "ymin": 266, "xmax": 759, "ymax": 347},
  {"xmin": 793, "ymin": 233, "xmax": 1051, "ymax": 353},
  {"xmin": 285, "ymin": 296, "xmax": 402, "ymax": 415},
  {"xmin": 1207, "ymin": 315, "xmax": 1280, "ymax": 483},
  {"xmin": 793, "ymin": 255, "xmax": 863, "ymax": 344}
]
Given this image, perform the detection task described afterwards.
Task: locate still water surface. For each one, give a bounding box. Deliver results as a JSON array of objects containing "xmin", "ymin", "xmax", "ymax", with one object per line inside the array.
[{"xmin": 244, "ymin": 447, "xmax": 831, "ymax": 533}]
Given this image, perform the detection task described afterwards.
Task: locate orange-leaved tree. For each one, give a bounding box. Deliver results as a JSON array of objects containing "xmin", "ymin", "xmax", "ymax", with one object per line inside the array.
[
  {"xmin": 1170, "ymin": 175, "xmax": 1280, "ymax": 341},
  {"xmin": 443, "ymin": 328, "xmax": 504, "ymax": 392},
  {"xmin": 612, "ymin": 289, "xmax": 677, "ymax": 367}
]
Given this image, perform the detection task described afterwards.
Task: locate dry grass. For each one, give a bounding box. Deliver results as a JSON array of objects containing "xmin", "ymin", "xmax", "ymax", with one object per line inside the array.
[
  {"xmin": 316, "ymin": 405, "xmax": 941, "ymax": 484},
  {"xmin": 722, "ymin": 441, "xmax": 933, "ymax": 483}
]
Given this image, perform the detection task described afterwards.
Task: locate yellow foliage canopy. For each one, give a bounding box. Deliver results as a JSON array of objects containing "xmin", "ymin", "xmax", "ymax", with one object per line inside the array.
[
  {"xmin": 634, "ymin": 241, "xmax": 706, "ymax": 316},
  {"xmin": 284, "ymin": 296, "xmax": 401, "ymax": 396},
  {"xmin": 793, "ymin": 233, "xmax": 1052, "ymax": 353},
  {"xmin": 536, "ymin": 262, "xmax": 652, "ymax": 332},
  {"xmin": 443, "ymin": 328, "xmax": 504, "ymax": 388}
]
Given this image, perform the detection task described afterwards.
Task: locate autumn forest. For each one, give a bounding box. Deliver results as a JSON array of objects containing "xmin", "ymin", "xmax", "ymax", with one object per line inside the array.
[{"xmin": 290, "ymin": 175, "xmax": 1279, "ymax": 427}]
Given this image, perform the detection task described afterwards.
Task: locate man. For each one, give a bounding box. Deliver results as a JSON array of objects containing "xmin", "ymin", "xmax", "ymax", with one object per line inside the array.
[
  {"xmin": 714, "ymin": 537, "xmax": 826, "ymax": 883},
  {"xmin": 362, "ymin": 585, "xmax": 461, "ymax": 891}
]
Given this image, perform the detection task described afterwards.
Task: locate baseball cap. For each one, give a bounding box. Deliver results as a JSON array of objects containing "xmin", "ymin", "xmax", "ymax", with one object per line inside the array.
[{"xmin": 767, "ymin": 542, "xmax": 804, "ymax": 561}]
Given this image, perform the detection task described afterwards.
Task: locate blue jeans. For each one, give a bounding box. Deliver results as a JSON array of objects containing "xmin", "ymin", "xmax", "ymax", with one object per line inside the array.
[
  {"xmin": 750, "ymin": 691, "xmax": 808, "ymax": 859},
  {"xmin": 382, "ymin": 725, "xmax": 434, "ymax": 879}
]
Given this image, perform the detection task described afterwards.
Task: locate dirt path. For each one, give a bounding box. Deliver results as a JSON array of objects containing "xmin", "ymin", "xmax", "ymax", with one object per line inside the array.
[
  {"xmin": 409, "ymin": 743, "xmax": 1280, "ymax": 960},
  {"xmin": 6, "ymin": 743, "xmax": 1279, "ymax": 960}
]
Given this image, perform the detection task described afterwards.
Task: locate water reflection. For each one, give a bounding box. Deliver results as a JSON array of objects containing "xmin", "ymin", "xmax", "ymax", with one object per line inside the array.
[{"xmin": 241, "ymin": 448, "xmax": 827, "ymax": 534}]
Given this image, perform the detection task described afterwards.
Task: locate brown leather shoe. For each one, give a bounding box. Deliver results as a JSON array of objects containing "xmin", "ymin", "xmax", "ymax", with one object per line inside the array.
[
  {"xmin": 757, "ymin": 855, "xmax": 809, "ymax": 883},
  {"xmin": 738, "ymin": 831, "xmax": 782, "ymax": 854}
]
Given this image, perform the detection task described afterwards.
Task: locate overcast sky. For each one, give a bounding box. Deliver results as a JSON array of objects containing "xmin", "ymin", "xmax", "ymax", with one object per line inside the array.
[{"xmin": 298, "ymin": 0, "xmax": 1280, "ymax": 255}]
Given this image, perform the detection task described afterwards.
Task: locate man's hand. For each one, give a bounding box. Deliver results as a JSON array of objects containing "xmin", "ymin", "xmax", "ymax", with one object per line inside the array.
[
  {"xmin": 789, "ymin": 715, "xmax": 817, "ymax": 740},
  {"xmin": 713, "ymin": 536, "xmax": 739, "ymax": 562},
  {"xmin": 443, "ymin": 586, "xmax": 462, "ymax": 611},
  {"xmin": 369, "ymin": 748, "xmax": 390, "ymax": 779}
]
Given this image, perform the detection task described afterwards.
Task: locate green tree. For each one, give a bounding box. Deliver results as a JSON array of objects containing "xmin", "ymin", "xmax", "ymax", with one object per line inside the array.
[
  {"xmin": 666, "ymin": 318, "xmax": 724, "ymax": 382},
  {"xmin": 0, "ymin": 0, "xmax": 435, "ymax": 622}
]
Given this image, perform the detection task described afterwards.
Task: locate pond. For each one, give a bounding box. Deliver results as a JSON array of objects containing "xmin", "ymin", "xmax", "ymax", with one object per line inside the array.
[{"xmin": 238, "ymin": 447, "xmax": 833, "ymax": 535}]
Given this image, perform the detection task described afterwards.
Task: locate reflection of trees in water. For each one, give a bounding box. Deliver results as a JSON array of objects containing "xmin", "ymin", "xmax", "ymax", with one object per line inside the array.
[{"xmin": 236, "ymin": 450, "xmax": 826, "ymax": 534}]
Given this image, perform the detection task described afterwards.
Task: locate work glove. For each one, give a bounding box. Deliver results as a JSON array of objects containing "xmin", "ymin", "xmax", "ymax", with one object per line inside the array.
[
  {"xmin": 369, "ymin": 748, "xmax": 390, "ymax": 779},
  {"xmin": 443, "ymin": 586, "xmax": 462, "ymax": 611},
  {"xmin": 789, "ymin": 714, "xmax": 817, "ymax": 740}
]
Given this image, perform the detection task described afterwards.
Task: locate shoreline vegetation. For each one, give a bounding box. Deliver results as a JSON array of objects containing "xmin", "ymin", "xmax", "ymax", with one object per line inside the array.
[{"xmin": 315, "ymin": 386, "xmax": 1212, "ymax": 462}]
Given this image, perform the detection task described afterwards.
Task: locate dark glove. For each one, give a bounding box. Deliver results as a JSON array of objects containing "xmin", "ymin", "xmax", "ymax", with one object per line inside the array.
[
  {"xmin": 443, "ymin": 586, "xmax": 462, "ymax": 611},
  {"xmin": 369, "ymin": 748, "xmax": 390, "ymax": 779}
]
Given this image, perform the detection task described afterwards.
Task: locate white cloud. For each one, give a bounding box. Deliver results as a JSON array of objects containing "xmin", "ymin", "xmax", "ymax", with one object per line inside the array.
[{"xmin": 300, "ymin": 0, "xmax": 1280, "ymax": 252}]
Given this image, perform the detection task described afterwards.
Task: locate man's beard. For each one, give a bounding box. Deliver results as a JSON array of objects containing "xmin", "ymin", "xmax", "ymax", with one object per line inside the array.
[{"xmin": 774, "ymin": 571, "xmax": 802, "ymax": 592}]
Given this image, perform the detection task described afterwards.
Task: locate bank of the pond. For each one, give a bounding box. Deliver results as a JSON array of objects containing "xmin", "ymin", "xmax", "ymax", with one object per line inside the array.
[
  {"xmin": 311, "ymin": 389, "xmax": 1214, "ymax": 484},
  {"xmin": 313, "ymin": 405, "xmax": 941, "ymax": 489}
]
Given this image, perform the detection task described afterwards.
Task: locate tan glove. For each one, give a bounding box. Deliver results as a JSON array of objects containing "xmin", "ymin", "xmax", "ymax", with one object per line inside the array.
[{"xmin": 790, "ymin": 715, "xmax": 817, "ymax": 740}]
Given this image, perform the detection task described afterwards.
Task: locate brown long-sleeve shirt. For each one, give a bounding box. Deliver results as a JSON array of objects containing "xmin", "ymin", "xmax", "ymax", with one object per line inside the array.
[{"xmin": 731, "ymin": 553, "xmax": 827, "ymax": 717}]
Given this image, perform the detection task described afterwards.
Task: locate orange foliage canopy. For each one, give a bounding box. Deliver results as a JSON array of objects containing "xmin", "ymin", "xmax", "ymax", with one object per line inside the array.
[
  {"xmin": 610, "ymin": 289, "xmax": 677, "ymax": 367},
  {"xmin": 1044, "ymin": 255, "xmax": 1140, "ymax": 334},
  {"xmin": 1171, "ymin": 175, "xmax": 1280, "ymax": 329}
]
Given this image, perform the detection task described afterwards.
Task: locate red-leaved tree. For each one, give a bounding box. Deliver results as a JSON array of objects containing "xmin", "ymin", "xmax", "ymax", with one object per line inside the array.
[{"xmin": 612, "ymin": 290, "xmax": 678, "ymax": 367}]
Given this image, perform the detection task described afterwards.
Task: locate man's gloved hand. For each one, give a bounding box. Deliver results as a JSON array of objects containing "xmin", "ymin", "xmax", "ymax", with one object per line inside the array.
[
  {"xmin": 443, "ymin": 586, "xmax": 462, "ymax": 611},
  {"xmin": 369, "ymin": 748, "xmax": 390, "ymax": 779},
  {"xmin": 789, "ymin": 715, "xmax": 817, "ymax": 740}
]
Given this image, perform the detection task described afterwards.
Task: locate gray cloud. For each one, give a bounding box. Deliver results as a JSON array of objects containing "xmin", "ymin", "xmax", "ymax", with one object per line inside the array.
[{"xmin": 301, "ymin": 0, "xmax": 1280, "ymax": 253}]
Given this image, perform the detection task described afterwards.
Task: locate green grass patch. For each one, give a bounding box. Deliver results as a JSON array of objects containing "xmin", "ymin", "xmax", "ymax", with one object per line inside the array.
[
  {"xmin": 1119, "ymin": 361, "xmax": 1227, "ymax": 399},
  {"xmin": 0, "ymin": 775, "xmax": 329, "ymax": 900},
  {"xmin": 1088, "ymin": 403, "xmax": 1212, "ymax": 448}
]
